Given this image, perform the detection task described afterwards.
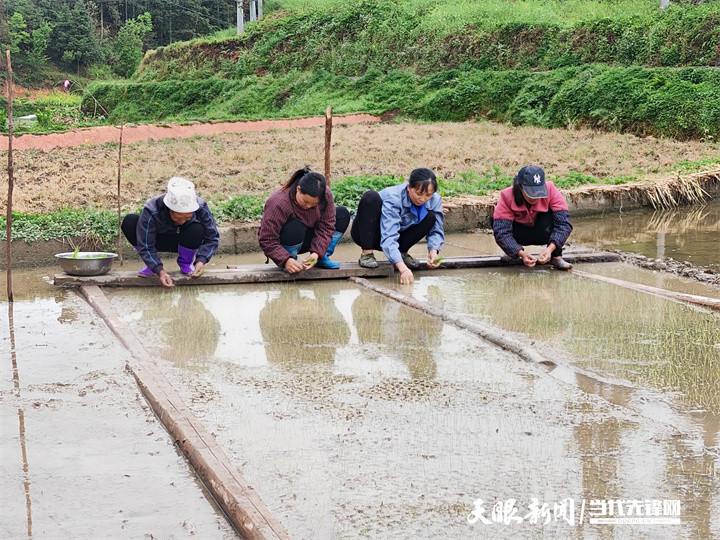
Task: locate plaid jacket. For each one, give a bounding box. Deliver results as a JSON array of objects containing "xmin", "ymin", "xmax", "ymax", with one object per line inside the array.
[{"xmin": 258, "ymin": 186, "xmax": 336, "ymax": 268}]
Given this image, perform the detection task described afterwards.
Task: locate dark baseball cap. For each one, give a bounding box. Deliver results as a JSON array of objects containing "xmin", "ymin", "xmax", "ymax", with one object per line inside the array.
[{"xmin": 517, "ymin": 165, "xmax": 548, "ymax": 199}]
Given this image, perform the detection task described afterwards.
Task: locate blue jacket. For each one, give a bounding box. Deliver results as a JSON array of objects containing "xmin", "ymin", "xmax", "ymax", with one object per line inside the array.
[
  {"xmin": 136, "ymin": 194, "xmax": 219, "ymax": 274},
  {"xmin": 379, "ymin": 183, "xmax": 445, "ymax": 264}
]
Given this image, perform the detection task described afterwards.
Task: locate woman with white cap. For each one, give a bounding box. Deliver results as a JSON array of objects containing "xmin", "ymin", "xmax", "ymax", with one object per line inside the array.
[
  {"xmin": 121, "ymin": 177, "xmax": 220, "ymax": 288},
  {"xmin": 492, "ymin": 165, "xmax": 573, "ymax": 270}
]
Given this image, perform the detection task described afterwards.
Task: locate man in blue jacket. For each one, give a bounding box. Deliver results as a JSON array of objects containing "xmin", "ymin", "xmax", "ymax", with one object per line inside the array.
[{"xmin": 121, "ymin": 177, "xmax": 220, "ymax": 288}]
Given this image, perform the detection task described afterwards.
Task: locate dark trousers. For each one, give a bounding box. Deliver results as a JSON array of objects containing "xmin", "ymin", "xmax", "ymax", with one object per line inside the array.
[
  {"xmin": 121, "ymin": 214, "xmax": 204, "ymax": 252},
  {"xmin": 279, "ymin": 206, "xmax": 350, "ymax": 253},
  {"xmin": 350, "ymin": 191, "xmax": 436, "ymax": 252},
  {"xmin": 511, "ymin": 211, "xmax": 562, "ymax": 257}
]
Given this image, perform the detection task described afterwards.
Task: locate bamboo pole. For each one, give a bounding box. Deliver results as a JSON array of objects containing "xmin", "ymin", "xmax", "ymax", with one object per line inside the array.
[
  {"xmin": 324, "ymin": 106, "xmax": 332, "ymax": 183},
  {"xmin": 350, "ymin": 276, "xmax": 553, "ymax": 365},
  {"xmin": 5, "ymin": 49, "xmax": 14, "ymax": 302},
  {"xmin": 116, "ymin": 120, "xmax": 124, "ymax": 264},
  {"xmin": 573, "ymin": 269, "xmax": 720, "ymax": 311}
]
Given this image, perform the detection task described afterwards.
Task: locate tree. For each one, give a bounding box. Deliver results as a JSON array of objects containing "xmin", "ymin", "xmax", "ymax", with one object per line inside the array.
[
  {"xmin": 52, "ymin": 0, "xmax": 102, "ymax": 73},
  {"xmin": 112, "ymin": 12, "xmax": 153, "ymax": 77}
]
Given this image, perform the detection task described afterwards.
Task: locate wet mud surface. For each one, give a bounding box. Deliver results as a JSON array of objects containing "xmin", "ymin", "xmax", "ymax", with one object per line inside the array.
[
  {"xmin": 2, "ymin": 219, "xmax": 719, "ymax": 538},
  {"xmin": 106, "ymin": 277, "xmax": 718, "ymax": 539},
  {"xmin": 0, "ymin": 293, "xmax": 236, "ymax": 538}
]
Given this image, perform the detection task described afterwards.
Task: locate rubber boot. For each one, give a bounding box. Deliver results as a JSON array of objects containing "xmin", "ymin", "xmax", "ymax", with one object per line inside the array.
[
  {"xmin": 316, "ymin": 231, "xmax": 343, "ymax": 269},
  {"xmin": 280, "ymin": 242, "xmax": 303, "ymax": 271},
  {"xmin": 281, "ymin": 242, "xmax": 303, "ymax": 259},
  {"xmin": 176, "ymin": 245, "xmax": 196, "ymax": 274},
  {"xmin": 134, "ymin": 246, "xmax": 153, "ymax": 277}
]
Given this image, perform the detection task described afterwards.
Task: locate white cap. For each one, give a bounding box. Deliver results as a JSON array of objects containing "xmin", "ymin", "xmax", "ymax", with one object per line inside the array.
[{"xmin": 164, "ymin": 177, "xmax": 199, "ymax": 212}]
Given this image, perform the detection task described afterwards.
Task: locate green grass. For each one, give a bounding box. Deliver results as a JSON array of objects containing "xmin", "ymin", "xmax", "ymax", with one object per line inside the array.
[
  {"xmin": 1, "ymin": 169, "xmax": 645, "ymax": 243},
  {"xmin": 82, "ymin": 65, "xmax": 720, "ymax": 141},
  {"xmin": 140, "ymin": 0, "xmax": 720, "ymax": 82}
]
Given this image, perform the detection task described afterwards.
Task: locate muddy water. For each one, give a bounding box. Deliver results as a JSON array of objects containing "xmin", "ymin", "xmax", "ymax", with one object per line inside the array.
[
  {"xmin": 0, "ymin": 292, "xmax": 236, "ymax": 538},
  {"xmin": 107, "ymin": 281, "xmax": 718, "ymax": 539},
  {"xmin": 572, "ymin": 200, "xmax": 720, "ymax": 269},
  {"xmin": 393, "ymin": 266, "xmax": 720, "ymax": 412}
]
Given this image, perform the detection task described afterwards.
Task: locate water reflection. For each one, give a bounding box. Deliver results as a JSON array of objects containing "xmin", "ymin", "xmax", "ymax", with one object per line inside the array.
[
  {"xmin": 7, "ymin": 303, "xmax": 33, "ymax": 536},
  {"xmin": 258, "ymin": 286, "xmax": 350, "ymax": 367},
  {"xmin": 573, "ymin": 201, "xmax": 720, "ymax": 269},
  {"xmin": 138, "ymin": 289, "xmax": 221, "ymax": 366},
  {"xmin": 351, "ymin": 287, "xmax": 442, "ymax": 379},
  {"xmin": 55, "ymin": 292, "xmax": 78, "ymax": 324}
]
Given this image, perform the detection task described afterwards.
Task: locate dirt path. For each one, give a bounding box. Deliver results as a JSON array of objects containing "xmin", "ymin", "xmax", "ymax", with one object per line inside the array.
[{"xmin": 0, "ymin": 114, "xmax": 380, "ymax": 152}]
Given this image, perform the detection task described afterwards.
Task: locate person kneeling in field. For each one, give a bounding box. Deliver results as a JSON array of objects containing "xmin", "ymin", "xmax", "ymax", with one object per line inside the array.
[
  {"xmin": 121, "ymin": 177, "xmax": 220, "ymax": 288},
  {"xmin": 492, "ymin": 165, "xmax": 573, "ymax": 270},
  {"xmin": 258, "ymin": 167, "xmax": 350, "ymax": 272},
  {"xmin": 351, "ymin": 168, "xmax": 445, "ymax": 285}
]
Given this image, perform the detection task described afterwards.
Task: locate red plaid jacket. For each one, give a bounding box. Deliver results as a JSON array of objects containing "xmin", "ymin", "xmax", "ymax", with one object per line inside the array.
[{"xmin": 258, "ymin": 186, "xmax": 336, "ymax": 268}]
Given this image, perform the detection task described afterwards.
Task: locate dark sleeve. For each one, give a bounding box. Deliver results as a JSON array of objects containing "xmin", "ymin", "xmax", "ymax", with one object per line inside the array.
[
  {"xmin": 135, "ymin": 205, "xmax": 164, "ymax": 274},
  {"xmin": 258, "ymin": 194, "xmax": 292, "ymax": 268},
  {"xmin": 194, "ymin": 201, "xmax": 220, "ymax": 264},
  {"xmin": 309, "ymin": 188, "xmax": 336, "ymax": 257},
  {"xmin": 492, "ymin": 218, "xmax": 523, "ymax": 256},
  {"xmin": 549, "ymin": 210, "xmax": 573, "ymax": 249}
]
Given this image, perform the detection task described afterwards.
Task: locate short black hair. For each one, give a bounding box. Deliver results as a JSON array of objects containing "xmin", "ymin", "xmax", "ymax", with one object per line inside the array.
[{"xmin": 408, "ymin": 168, "xmax": 437, "ymax": 194}]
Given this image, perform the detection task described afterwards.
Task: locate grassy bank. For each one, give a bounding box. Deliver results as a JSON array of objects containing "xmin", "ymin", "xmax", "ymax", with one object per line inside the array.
[
  {"xmin": 83, "ymin": 65, "xmax": 720, "ymax": 140},
  {"xmin": 138, "ymin": 0, "xmax": 720, "ymax": 81},
  {"xmin": 0, "ymin": 168, "xmax": 707, "ymax": 246}
]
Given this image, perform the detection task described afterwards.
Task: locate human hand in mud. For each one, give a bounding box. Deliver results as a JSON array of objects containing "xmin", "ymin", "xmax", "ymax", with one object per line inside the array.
[
  {"xmin": 399, "ymin": 268, "xmax": 414, "ymax": 285},
  {"xmin": 285, "ymin": 257, "xmax": 305, "ymax": 273},
  {"xmin": 518, "ymin": 249, "xmax": 537, "ymax": 268},
  {"xmin": 426, "ymin": 249, "xmax": 441, "ymax": 269},
  {"xmin": 537, "ymin": 244, "xmax": 556, "ymax": 265},
  {"xmin": 191, "ymin": 261, "xmax": 205, "ymax": 278},
  {"xmin": 302, "ymin": 252, "xmax": 319, "ymax": 270},
  {"xmin": 158, "ymin": 269, "xmax": 175, "ymax": 288}
]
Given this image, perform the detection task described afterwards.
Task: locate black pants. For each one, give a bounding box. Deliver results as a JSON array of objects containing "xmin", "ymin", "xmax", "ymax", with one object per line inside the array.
[
  {"xmin": 279, "ymin": 206, "xmax": 350, "ymax": 253},
  {"xmin": 510, "ymin": 211, "xmax": 562, "ymax": 257},
  {"xmin": 121, "ymin": 214, "xmax": 204, "ymax": 252},
  {"xmin": 350, "ymin": 191, "xmax": 436, "ymax": 252}
]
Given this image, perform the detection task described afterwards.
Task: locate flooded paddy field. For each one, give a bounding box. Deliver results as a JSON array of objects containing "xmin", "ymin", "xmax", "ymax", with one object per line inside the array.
[
  {"xmin": 572, "ymin": 199, "xmax": 720, "ymax": 270},
  {"xmin": 2, "ymin": 215, "xmax": 719, "ymax": 539},
  {"xmin": 0, "ymin": 281, "xmax": 237, "ymax": 537},
  {"xmin": 104, "ymin": 266, "xmax": 718, "ymax": 539}
]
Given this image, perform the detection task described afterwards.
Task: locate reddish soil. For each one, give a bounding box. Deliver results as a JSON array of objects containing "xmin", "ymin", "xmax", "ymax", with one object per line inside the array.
[{"xmin": 0, "ymin": 114, "xmax": 380, "ymax": 152}]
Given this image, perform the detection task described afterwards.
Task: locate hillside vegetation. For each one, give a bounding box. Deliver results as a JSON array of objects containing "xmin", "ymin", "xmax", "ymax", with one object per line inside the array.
[
  {"xmin": 77, "ymin": 0, "xmax": 720, "ymax": 141},
  {"xmin": 137, "ymin": 0, "xmax": 720, "ymax": 80}
]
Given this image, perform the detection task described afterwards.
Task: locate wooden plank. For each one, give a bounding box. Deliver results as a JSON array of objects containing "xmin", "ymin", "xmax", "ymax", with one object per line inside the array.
[
  {"xmin": 78, "ymin": 285, "xmax": 290, "ymax": 540},
  {"xmin": 413, "ymin": 250, "xmax": 619, "ymax": 269},
  {"xmin": 55, "ymin": 261, "xmax": 394, "ymax": 287},
  {"xmin": 573, "ymin": 269, "xmax": 720, "ymax": 311},
  {"xmin": 54, "ymin": 251, "xmax": 618, "ymax": 287}
]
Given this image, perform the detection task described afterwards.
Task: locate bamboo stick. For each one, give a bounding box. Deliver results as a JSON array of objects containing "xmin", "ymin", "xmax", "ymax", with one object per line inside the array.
[
  {"xmin": 324, "ymin": 106, "xmax": 332, "ymax": 183},
  {"xmin": 5, "ymin": 49, "xmax": 14, "ymax": 302},
  {"xmin": 350, "ymin": 276, "xmax": 553, "ymax": 365},
  {"xmin": 572, "ymin": 270, "xmax": 720, "ymax": 311},
  {"xmin": 116, "ymin": 120, "xmax": 124, "ymax": 264}
]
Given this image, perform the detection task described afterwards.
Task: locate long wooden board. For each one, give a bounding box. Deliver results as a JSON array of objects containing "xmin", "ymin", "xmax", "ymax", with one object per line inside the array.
[
  {"xmin": 55, "ymin": 261, "xmax": 394, "ymax": 287},
  {"xmin": 54, "ymin": 251, "xmax": 617, "ymax": 287},
  {"xmin": 79, "ymin": 285, "xmax": 290, "ymax": 540}
]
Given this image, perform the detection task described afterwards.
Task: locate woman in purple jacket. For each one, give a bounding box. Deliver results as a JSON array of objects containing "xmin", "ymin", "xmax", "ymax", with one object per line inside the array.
[{"xmin": 121, "ymin": 177, "xmax": 220, "ymax": 288}]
